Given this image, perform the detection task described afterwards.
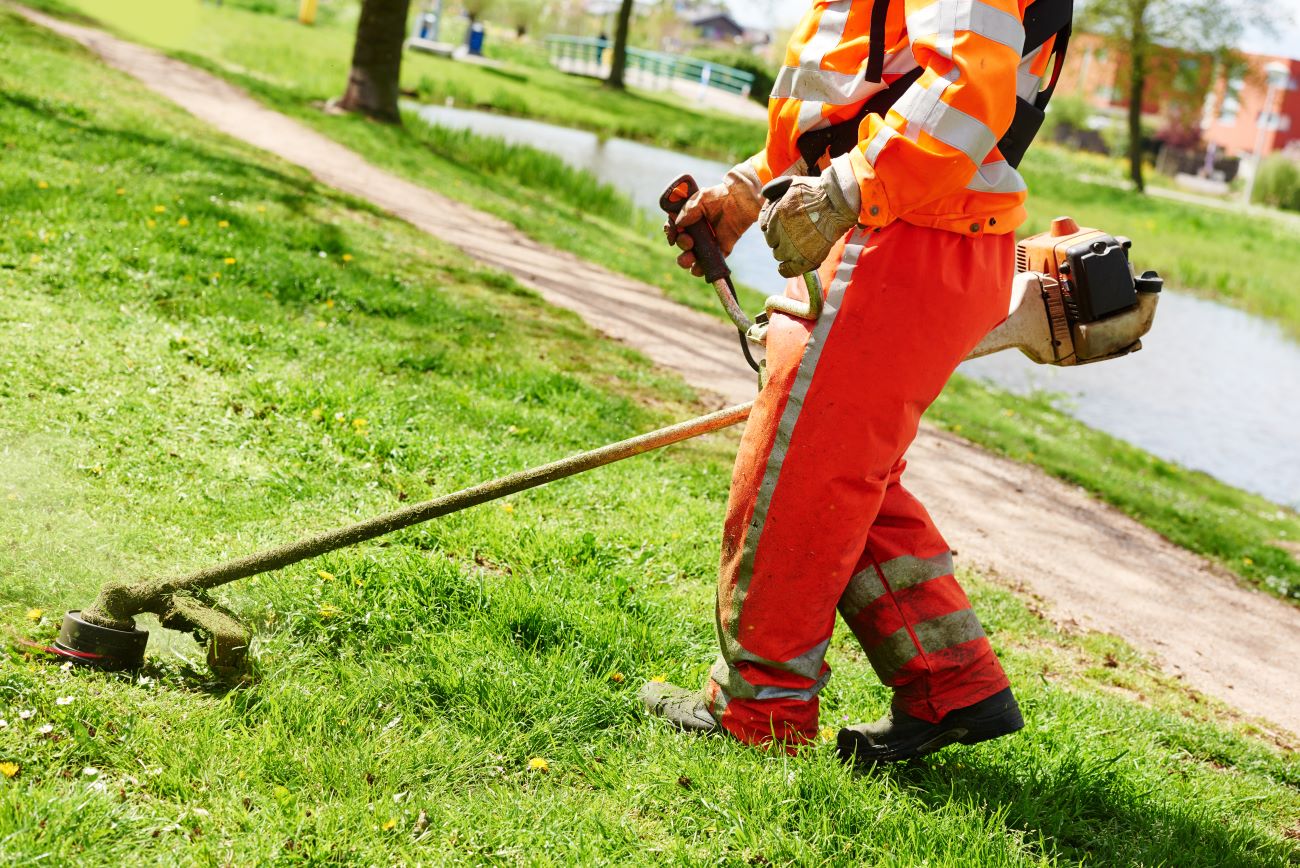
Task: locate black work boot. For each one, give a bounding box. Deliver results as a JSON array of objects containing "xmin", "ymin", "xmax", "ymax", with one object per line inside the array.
[
  {"xmin": 638, "ymin": 681, "xmax": 720, "ymax": 734},
  {"xmin": 837, "ymin": 686, "xmax": 1024, "ymax": 765}
]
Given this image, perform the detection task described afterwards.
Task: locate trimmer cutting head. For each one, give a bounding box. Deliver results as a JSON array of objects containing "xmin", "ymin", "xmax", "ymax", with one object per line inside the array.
[{"xmin": 52, "ymin": 611, "xmax": 148, "ymax": 671}]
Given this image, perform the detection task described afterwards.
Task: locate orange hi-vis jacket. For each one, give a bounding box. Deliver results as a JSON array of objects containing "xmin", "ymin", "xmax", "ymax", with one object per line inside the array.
[{"xmin": 750, "ymin": 0, "xmax": 1057, "ymax": 236}]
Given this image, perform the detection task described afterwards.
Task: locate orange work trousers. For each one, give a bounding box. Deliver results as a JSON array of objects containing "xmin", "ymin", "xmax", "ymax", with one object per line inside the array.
[{"xmin": 706, "ymin": 221, "xmax": 1015, "ymax": 745}]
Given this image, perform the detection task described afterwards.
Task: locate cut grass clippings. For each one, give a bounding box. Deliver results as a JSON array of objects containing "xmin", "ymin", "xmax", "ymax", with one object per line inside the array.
[{"xmin": 1, "ymin": 10, "xmax": 1298, "ymax": 865}]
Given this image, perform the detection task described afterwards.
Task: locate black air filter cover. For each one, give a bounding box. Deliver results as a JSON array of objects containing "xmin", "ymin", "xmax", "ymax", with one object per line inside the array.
[{"xmin": 1065, "ymin": 236, "xmax": 1137, "ymax": 323}]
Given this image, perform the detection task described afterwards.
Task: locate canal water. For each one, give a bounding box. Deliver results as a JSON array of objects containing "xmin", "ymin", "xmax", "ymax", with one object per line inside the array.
[{"xmin": 413, "ymin": 104, "xmax": 1300, "ymax": 509}]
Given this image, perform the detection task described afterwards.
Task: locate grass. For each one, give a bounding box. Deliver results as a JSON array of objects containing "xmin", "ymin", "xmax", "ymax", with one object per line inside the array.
[
  {"xmin": 3, "ymin": 13, "xmax": 1299, "ymax": 864},
  {"xmin": 26, "ymin": 0, "xmax": 1300, "ymax": 603}
]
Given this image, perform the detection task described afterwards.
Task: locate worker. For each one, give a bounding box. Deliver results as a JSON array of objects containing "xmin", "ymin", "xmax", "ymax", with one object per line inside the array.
[{"xmin": 644, "ymin": 0, "xmax": 1066, "ymax": 763}]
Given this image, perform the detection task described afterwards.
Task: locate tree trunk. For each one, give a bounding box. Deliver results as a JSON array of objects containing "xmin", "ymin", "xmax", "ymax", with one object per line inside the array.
[
  {"xmin": 338, "ymin": 0, "xmax": 413, "ymax": 124},
  {"xmin": 605, "ymin": 0, "xmax": 634, "ymax": 90},
  {"xmin": 1127, "ymin": 47, "xmax": 1146, "ymax": 191}
]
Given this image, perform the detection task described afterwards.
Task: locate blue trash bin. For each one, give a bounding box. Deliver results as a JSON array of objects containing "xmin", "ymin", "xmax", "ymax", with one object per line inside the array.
[{"xmin": 467, "ymin": 22, "xmax": 485, "ymax": 56}]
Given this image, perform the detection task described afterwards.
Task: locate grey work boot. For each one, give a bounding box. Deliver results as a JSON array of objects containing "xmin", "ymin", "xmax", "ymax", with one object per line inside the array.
[
  {"xmin": 837, "ymin": 686, "xmax": 1024, "ymax": 766},
  {"xmin": 638, "ymin": 681, "xmax": 720, "ymax": 734}
]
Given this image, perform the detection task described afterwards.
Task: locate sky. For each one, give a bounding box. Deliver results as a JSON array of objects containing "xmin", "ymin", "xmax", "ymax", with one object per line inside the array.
[{"xmin": 725, "ymin": 0, "xmax": 1300, "ymax": 60}]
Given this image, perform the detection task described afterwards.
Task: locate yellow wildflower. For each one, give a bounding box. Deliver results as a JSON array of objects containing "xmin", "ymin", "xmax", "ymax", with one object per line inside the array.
[
  {"xmin": 224, "ymin": 257, "xmax": 236, "ymax": 265},
  {"xmin": 25, "ymin": 609, "xmax": 42, "ymax": 621},
  {"xmin": 29, "ymin": 254, "xmax": 40, "ymax": 264},
  {"xmin": 325, "ymin": 299, "xmax": 335, "ymax": 308},
  {"xmin": 341, "ymin": 253, "xmax": 353, "ymax": 262},
  {"xmin": 527, "ymin": 757, "xmax": 549, "ymax": 773},
  {"xmin": 382, "ymin": 818, "xmax": 397, "ymax": 831},
  {"xmin": 37, "ymin": 181, "xmax": 48, "ymax": 189},
  {"xmin": 318, "ymin": 604, "xmax": 340, "ymax": 618},
  {"xmin": 256, "ymin": 205, "xmax": 267, "ymax": 213},
  {"xmin": 146, "ymin": 219, "xmax": 156, "ymax": 229},
  {"xmin": 115, "ymin": 188, "xmax": 126, "ymax": 196},
  {"xmin": 649, "ymin": 674, "xmax": 666, "ymax": 683},
  {"xmin": 153, "ymin": 205, "xmax": 166, "ymax": 213},
  {"xmin": 501, "ymin": 503, "xmax": 514, "ymax": 514},
  {"xmin": 609, "ymin": 672, "xmax": 624, "ymax": 683},
  {"xmin": 1243, "ymin": 557, "xmax": 1254, "ymax": 566},
  {"xmin": 177, "ymin": 217, "xmax": 190, "ymax": 227},
  {"xmin": 352, "ymin": 418, "xmax": 367, "ymax": 429},
  {"xmin": 820, "ymin": 726, "xmax": 835, "ymax": 742},
  {"xmin": 217, "ymin": 220, "xmax": 230, "ymax": 228},
  {"xmin": 310, "ymin": 407, "xmax": 324, "ymax": 421},
  {"xmin": 317, "ymin": 570, "xmax": 335, "ymax": 581},
  {"xmin": 0, "ymin": 763, "xmax": 18, "ymax": 779}
]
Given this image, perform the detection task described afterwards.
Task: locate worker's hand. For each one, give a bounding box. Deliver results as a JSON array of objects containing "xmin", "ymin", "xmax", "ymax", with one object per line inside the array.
[
  {"xmin": 664, "ymin": 162, "xmax": 763, "ymax": 277},
  {"xmin": 760, "ymin": 160, "xmax": 861, "ymax": 278}
]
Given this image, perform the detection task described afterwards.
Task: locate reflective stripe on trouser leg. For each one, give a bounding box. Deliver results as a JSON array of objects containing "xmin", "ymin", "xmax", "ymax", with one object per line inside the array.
[
  {"xmin": 708, "ymin": 222, "xmax": 1015, "ymax": 745},
  {"xmin": 839, "ymin": 461, "xmax": 1011, "ymax": 723}
]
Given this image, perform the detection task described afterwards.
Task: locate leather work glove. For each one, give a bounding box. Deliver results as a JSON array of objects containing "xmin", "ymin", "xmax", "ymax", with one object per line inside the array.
[
  {"xmin": 665, "ymin": 161, "xmax": 764, "ymax": 277},
  {"xmin": 760, "ymin": 156, "xmax": 861, "ymax": 278}
]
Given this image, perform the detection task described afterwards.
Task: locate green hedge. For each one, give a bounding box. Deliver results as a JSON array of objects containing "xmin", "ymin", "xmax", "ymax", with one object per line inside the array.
[{"xmin": 1251, "ymin": 153, "xmax": 1300, "ymax": 212}]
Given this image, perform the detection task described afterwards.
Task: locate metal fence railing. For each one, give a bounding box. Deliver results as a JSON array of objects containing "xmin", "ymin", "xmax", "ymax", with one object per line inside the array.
[{"xmin": 545, "ymin": 35, "xmax": 755, "ymax": 98}]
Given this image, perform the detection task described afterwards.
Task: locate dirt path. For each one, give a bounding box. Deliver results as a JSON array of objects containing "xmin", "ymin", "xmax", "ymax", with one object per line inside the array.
[{"xmin": 22, "ymin": 7, "xmax": 1300, "ymax": 737}]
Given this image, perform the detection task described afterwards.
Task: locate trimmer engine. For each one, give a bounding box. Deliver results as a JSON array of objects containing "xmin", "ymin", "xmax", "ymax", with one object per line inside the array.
[{"xmin": 970, "ymin": 216, "xmax": 1163, "ymax": 366}]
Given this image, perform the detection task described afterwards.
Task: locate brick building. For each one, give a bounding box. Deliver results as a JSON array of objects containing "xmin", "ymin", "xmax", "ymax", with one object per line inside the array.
[{"xmin": 1053, "ymin": 33, "xmax": 1300, "ymax": 159}]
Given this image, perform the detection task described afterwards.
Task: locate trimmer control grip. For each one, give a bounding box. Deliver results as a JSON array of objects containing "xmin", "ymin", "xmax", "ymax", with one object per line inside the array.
[
  {"xmin": 761, "ymin": 176, "xmax": 793, "ymax": 203},
  {"xmin": 659, "ymin": 174, "xmax": 730, "ymax": 284}
]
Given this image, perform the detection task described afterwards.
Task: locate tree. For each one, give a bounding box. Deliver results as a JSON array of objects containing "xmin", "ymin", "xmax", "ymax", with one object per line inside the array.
[
  {"xmin": 502, "ymin": 0, "xmax": 544, "ymax": 37},
  {"xmin": 1083, "ymin": 0, "xmax": 1265, "ymax": 191},
  {"xmin": 605, "ymin": 0, "xmax": 634, "ymax": 90},
  {"xmin": 338, "ymin": 0, "xmax": 414, "ymax": 124},
  {"xmin": 463, "ymin": 0, "xmax": 494, "ymax": 25}
]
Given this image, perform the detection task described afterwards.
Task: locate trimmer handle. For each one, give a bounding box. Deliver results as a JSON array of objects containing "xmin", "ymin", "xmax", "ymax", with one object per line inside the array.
[{"xmin": 659, "ymin": 174, "xmax": 731, "ymax": 285}]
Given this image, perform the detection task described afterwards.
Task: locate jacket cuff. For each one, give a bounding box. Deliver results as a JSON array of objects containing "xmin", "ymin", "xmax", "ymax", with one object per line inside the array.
[{"xmin": 842, "ymin": 150, "xmax": 895, "ymax": 228}]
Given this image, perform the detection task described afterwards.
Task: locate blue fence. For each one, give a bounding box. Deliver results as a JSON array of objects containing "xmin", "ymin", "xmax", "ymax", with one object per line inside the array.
[{"xmin": 545, "ymin": 35, "xmax": 755, "ymax": 97}]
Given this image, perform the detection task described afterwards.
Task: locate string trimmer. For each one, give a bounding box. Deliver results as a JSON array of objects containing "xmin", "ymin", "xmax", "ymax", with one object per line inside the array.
[{"xmin": 48, "ymin": 176, "xmax": 1161, "ymax": 676}]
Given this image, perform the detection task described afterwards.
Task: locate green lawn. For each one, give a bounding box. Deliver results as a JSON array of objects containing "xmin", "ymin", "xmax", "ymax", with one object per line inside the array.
[
  {"xmin": 22, "ymin": 0, "xmax": 1300, "ymax": 604},
  {"xmin": 3, "ymin": 12, "xmax": 1299, "ymax": 864}
]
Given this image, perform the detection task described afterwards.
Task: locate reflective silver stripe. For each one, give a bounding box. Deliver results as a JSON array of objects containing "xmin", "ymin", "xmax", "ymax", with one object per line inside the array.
[
  {"xmin": 838, "ymin": 567, "xmax": 887, "ymax": 621},
  {"xmin": 880, "ymin": 551, "xmax": 955, "ymax": 592},
  {"xmin": 890, "ymin": 68, "xmax": 956, "ymax": 138},
  {"xmin": 914, "ymin": 608, "xmax": 987, "ymax": 653},
  {"xmin": 715, "ymin": 231, "xmax": 868, "ymax": 701},
  {"xmin": 709, "ymin": 655, "xmax": 832, "ymax": 703},
  {"xmin": 906, "ymin": 0, "xmax": 1024, "ymax": 60},
  {"xmin": 1017, "ymin": 49, "xmax": 1045, "ymax": 100},
  {"xmin": 798, "ymin": 0, "xmax": 854, "ymax": 71},
  {"xmin": 863, "ymin": 125, "xmax": 899, "ymax": 163},
  {"xmin": 925, "ymin": 102, "xmax": 999, "ymax": 163},
  {"xmin": 839, "ymin": 552, "xmax": 955, "ymax": 620},
  {"xmin": 866, "ymin": 627, "xmax": 921, "ymax": 682},
  {"xmin": 771, "ymin": 50, "xmax": 919, "ymax": 103},
  {"xmin": 966, "ymin": 160, "xmax": 1027, "ymax": 193}
]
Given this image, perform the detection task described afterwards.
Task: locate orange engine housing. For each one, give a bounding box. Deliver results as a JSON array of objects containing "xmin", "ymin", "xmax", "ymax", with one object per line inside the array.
[{"xmin": 1016, "ymin": 216, "xmax": 1114, "ymax": 283}]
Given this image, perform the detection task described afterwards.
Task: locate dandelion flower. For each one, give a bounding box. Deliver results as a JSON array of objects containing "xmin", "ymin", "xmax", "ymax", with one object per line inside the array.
[
  {"xmin": 820, "ymin": 726, "xmax": 835, "ymax": 741},
  {"xmin": 177, "ymin": 217, "xmax": 190, "ymax": 227},
  {"xmin": 115, "ymin": 188, "xmax": 126, "ymax": 196},
  {"xmin": 0, "ymin": 763, "xmax": 18, "ymax": 779},
  {"xmin": 153, "ymin": 205, "xmax": 166, "ymax": 213},
  {"xmin": 341, "ymin": 253, "xmax": 353, "ymax": 262},
  {"xmin": 317, "ymin": 570, "xmax": 335, "ymax": 581},
  {"xmin": 218, "ymin": 219, "xmax": 230, "ymax": 228},
  {"xmin": 224, "ymin": 257, "xmax": 236, "ymax": 265},
  {"xmin": 1243, "ymin": 557, "xmax": 1254, "ymax": 566},
  {"xmin": 325, "ymin": 299, "xmax": 335, "ymax": 308},
  {"xmin": 382, "ymin": 818, "xmax": 397, "ymax": 831},
  {"xmin": 609, "ymin": 672, "xmax": 624, "ymax": 683},
  {"xmin": 310, "ymin": 407, "xmax": 324, "ymax": 421},
  {"xmin": 146, "ymin": 219, "xmax": 156, "ymax": 229},
  {"xmin": 527, "ymin": 757, "xmax": 549, "ymax": 772},
  {"xmin": 318, "ymin": 604, "xmax": 340, "ymax": 618},
  {"xmin": 25, "ymin": 608, "xmax": 42, "ymax": 621},
  {"xmin": 501, "ymin": 503, "xmax": 514, "ymax": 514},
  {"xmin": 256, "ymin": 205, "xmax": 267, "ymax": 213},
  {"xmin": 37, "ymin": 181, "xmax": 48, "ymax": 189},
  {"xmin": 649, "ymin": 675, "xmax": 666, "ymax": 683},
  {"xmin": 351, "ymin": 418, "xmax": 367, "ymax": 429}
]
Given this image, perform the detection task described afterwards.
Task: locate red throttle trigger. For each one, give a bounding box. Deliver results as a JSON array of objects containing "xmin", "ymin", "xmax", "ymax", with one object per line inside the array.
[{"xmin": 659, "ymin": 174, "xmax": 731, "ymax": 285}]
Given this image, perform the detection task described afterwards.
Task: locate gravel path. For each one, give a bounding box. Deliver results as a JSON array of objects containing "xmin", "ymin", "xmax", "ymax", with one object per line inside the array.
[{"xmin": 22, "ymin": 6, "xmax": 1299, "ymax": 737}]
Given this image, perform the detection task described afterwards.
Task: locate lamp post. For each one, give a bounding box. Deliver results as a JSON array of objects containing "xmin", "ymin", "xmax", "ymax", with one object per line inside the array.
[{"xmin": 1243, "ymin": 60, "xmax": 1291, "ymax": 204}]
